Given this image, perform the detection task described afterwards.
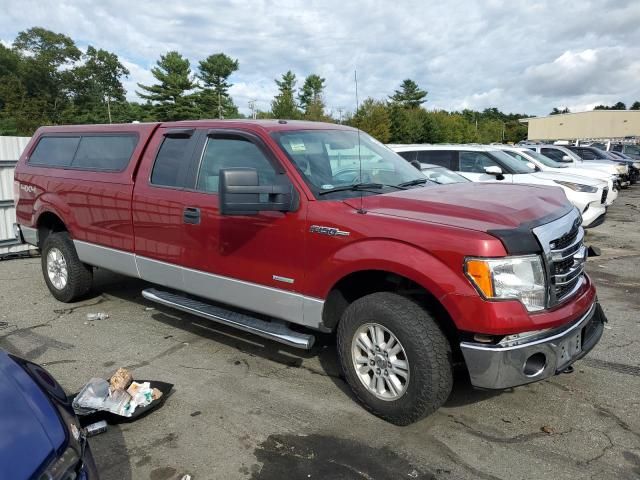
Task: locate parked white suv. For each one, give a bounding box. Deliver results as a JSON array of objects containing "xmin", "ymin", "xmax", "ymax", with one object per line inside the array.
[
  {"xmin": 494, "ymin": 145, "xmax": 618, "ymax": 207},
  {"xmin": 522, "ymin": 144, "xmax": 629, "ymax": 188},
  {"xmin": 390, "ymin": 144, "xmax": 608, "ymax": 228}
]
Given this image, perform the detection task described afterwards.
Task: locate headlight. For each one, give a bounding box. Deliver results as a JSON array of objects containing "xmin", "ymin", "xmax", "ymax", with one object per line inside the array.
[
  {"xmin": 616, "ymin": 165, "xmax": 628, "ymax": 174},
  {"xmin": 553, "ymin": 180, "xmax": 598, "ymax": 193},
  {"xmin": 465, "ymin": 255, "xmax": 546, "ymax": 312},
  {"xmin": 633, "ymin": 162, "xmax": 640, "ymax": 169}
]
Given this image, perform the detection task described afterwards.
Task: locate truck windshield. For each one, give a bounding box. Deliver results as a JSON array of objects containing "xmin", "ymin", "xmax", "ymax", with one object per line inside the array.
[{"xmin": 272, "ymin": 129, "xmax": 428, "ymax": 199}]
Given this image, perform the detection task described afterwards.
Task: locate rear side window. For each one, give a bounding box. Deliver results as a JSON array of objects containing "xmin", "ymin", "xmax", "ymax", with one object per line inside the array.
[
  {"xmin": 29, "ymin": 137, "xmax": 80, "ymax": 167},
  {"xmin": 417, "ymin": 150, "xmax": 456, "ymax": 169},
  {"xmin": 72, "ymin": 135, "xmax": 137, "ymax": 171},
  {"xmin": 151, "ymin": 136, "xmax": 192, "ymax": 187},
  {"xmin": 29, "ymin": 134, "xmax": 137, "ymax": 171}
]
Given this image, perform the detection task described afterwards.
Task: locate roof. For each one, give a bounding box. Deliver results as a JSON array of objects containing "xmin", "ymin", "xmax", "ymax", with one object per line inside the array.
[
  {"xmin": 388, "ymin": 144, "xmax": 501, "ymax": 152},
  {"xmin": 35, "ymin": 119, "xmax": 355, "ymax": 135},
  {"xmin": 519, "ymin": 109, "xmax": 640, "ymax": 123}
]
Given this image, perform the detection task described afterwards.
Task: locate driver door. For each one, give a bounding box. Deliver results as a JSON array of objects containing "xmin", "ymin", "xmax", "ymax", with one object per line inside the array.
[{"xmin": 178, "ymin": 129, "xmax": 309, "ymax": 324}]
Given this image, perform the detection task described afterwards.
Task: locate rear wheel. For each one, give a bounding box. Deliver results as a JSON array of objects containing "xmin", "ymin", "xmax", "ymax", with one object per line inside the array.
[
  {"xmin": 41, "ymin": 232, "xmax": 93, "ymax": 302},
  {"xmin": 337, "ymin": 292, "xmax": 453, "ymax": 425}
]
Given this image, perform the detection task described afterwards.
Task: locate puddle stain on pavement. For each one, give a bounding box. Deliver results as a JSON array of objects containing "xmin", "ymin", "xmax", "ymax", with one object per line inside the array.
[{"xmin": 250, "ymin": 433, "xmax": 433, "ymax": 479}]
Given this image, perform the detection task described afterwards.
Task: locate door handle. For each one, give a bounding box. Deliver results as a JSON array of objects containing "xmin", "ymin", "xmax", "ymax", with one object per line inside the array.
[{"xmin": 183, "ymin": 207, "xmax": 201, "ymax": 224}]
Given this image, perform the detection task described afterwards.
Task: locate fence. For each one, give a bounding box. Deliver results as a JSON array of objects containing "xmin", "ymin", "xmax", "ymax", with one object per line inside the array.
[{"xmin": 0, "ymin": 136, "xmax": 33, "ymax": 257}]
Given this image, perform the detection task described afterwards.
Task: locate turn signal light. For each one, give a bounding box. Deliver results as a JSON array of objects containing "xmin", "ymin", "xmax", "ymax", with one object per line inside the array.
[{"xmin": 465, "ymin": 259, "xmax": 494, "ymax": 297}]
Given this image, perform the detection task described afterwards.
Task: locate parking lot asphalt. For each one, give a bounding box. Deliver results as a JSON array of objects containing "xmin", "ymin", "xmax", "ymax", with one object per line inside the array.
[{"xmin": 1, "ymin": 188, "xmax": 639, "ymax": 480}]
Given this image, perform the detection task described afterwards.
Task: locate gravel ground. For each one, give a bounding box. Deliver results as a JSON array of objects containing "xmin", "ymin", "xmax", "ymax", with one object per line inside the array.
[{"xmin": 1, "ymin": 187, "xmax": 639, "ymax": 480}]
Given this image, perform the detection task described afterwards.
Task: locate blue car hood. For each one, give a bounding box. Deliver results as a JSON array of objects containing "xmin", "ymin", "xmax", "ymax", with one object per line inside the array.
[{"xmin": 0, "ymin": 351, "xmax": 66, "ymax": 479}]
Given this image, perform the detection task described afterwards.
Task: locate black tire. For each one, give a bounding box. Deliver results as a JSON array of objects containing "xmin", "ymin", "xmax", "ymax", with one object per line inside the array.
[
  {"xmin": 41, "ymin": 231, "xmax": 93, "ymax": 302},
  {"xmin": 337, "ymin": 292, "xmax": 453, "ymax": 425}
]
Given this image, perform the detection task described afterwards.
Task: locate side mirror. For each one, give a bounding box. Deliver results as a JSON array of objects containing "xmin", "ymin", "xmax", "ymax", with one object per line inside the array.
[
  {"xmin": 219, "ymin": 168, "xmax": 297, "ymax": 215},
  {"xmin": 410, "ymin": 160, "xmax": 422, "ymax": 171},
  {"xmin": 484, "ymin": 165, "xmax": 504, "ymax": 180},
  {"xmin": 561, "ymin": 155, "xmax": 573, "ymax": 162}
]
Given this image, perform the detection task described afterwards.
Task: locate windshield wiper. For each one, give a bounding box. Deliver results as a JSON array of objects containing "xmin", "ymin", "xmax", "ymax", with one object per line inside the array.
[
  {"xmin": 318, "ymin": 182, "xmax": 406, "ymax": 196},
  {"xmin": 397, "ymin": 178, "xmax": 428, "ymax": 187}
]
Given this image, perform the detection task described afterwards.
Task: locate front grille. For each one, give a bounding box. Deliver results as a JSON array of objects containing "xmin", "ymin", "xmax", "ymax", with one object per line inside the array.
[
  {"xmin": 550, "ymin": 222, "xmax": 580, "ymax": 250},
  {"xmin": 548, "ymin": 225, "xmax": 585, "ymax": 303},
  {"xmin": 600, "ymin": 187, "xmax": 608, "ymax": 204}
]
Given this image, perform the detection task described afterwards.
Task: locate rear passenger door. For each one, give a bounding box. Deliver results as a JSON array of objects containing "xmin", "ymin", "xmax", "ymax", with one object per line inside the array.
[{"xmin": 132, "ymin": 128, "xmax": 200, "ymax": 290}]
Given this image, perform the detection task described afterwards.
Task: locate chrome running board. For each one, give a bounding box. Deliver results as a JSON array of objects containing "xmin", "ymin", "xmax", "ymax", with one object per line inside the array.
[{"xmin": 142, "ymin": 288, "xmax": 315, "ymax": 350}]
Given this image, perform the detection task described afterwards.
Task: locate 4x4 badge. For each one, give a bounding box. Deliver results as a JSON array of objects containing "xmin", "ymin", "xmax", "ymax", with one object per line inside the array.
[{"xmin": 309, "ymin": 225, "xmax": 350, "ymax": 237}]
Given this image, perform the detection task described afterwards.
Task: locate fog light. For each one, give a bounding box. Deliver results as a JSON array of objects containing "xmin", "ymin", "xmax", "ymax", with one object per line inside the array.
[{"xmin": 523, "ymin": 352, "xmax": 546, "ymax": 377}]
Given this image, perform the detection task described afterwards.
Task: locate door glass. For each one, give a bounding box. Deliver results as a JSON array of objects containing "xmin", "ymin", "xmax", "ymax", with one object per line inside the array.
[
  {"xmin": 151, "ymin": 136, "xmax": 192, "ymax": 187},
  {"xmin": 459, "ymin": 152, "xmax": 499, "ymax": 173},
  {"xmin": 541, "ymin": 148, "xmax": 564, "ymax": 162},
  {"xmin": 417, "ymin": 150, "xmax": 455, "ymax": 169},
  {"xmin": 197, "ymin": 137, "xmax": 277, "ymax": 193}
]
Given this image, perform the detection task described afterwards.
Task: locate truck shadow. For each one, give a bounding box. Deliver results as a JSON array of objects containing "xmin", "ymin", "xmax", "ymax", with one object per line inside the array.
[{"xmin": 90, "ymin": 269, "xmax": 503, "ymax": 410}]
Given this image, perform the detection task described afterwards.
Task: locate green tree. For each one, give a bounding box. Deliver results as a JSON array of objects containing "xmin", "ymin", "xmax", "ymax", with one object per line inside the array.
[
  {"xmin": 349, "ymin": 98, "xmax": 391, "ymax": 142},
  {"xmin": 196, "ymin": 53, "xmax": 239, "ymax": 119},
  {"xmin": 271, "ymin": 71, "xmax": 300, "ymax": 119},
  {"xmin": 550, "ymin": 107, "xmax": 570, "ymax": 115},
  {"xmin": 389, "ymin": 79, "xmax": 427, "ymax": 108},
  {"xmin": 11, "ymin": 27, "xmax": 82, "ymax": 129},
  {"xmin": 612, "ymin": 101, "xmax": 626, "ymax": 110},
  {"xmin": 388, "ymin": 105, "xmax": 440, "ymax": 143},
  {"xmin": 137, "ymin": 51, "xmax": 198, "ymax": 121},
  {"xmin": 66, "ymin": 46, "xmax": 130, "ymax": 123},
  {"xmin": 298, "ymin": 74, "xmax": 326, "ymax": 120},
  {"xmin": 630, "ymin": 101, "xmax": 640, "ymax": 110}
]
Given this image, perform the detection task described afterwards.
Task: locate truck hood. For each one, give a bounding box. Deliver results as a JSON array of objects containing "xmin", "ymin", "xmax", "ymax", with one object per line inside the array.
[
  {"xmin": 344, "ymin": 182, "xmax": 572, "ymax": 234},
  {"xmin": 0, "ymin": 351, "xmax": 66, "ymax": 479}
]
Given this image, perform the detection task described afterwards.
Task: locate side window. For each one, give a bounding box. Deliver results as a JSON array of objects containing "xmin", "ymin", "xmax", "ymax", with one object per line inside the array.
[
  {"xmin": 29, "ymin": 137, "xmax": 80, "ymax": 167},
  {"xmin": 541, "ymin": 148, "xmax": 564, "ymax": 161},
  {"xmin": 417, "ymin": 150, "xmax": 455, "ymax": 169},
  {"xmin": 459, "ymin": 151, "xmax": 499, "ymax": 173},
  {"xmin": 151, "ymin": 136, "xmax": 192, "ymax": 187},
  {"xmin": 578, "ymin": 148, "xmax": 596, "ymax": 160},
  {"xmin": 196, "ymin": 137, "xmax": 276, "ymax": 193},
  {"xmin": 72, "ymin": 135, "xmax": 137, "ymax": 171},
  {"xmin": 397, "ymin": 151, "xmax": 417, "ymax": 162}
]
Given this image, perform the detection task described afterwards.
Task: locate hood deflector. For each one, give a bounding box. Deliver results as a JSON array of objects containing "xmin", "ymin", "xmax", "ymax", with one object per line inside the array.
[{"xmin": 487, "ymin": 203, "xmax": 574, "ymax": 255}]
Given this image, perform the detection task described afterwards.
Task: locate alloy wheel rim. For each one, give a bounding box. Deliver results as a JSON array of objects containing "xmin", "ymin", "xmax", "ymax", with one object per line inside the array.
[
  {"xmin": 351, "ymin": 323, "xmax": 410, "ymax": 401},
  {"xmin": 46, "ymin": 248, "xmax": 68, "ymax": 290}
]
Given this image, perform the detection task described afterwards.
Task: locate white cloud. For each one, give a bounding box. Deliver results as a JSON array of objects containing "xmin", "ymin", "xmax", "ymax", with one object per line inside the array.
[{"xmin": 1, "ymin": 0, "xmax": 639, "ymax": 116}]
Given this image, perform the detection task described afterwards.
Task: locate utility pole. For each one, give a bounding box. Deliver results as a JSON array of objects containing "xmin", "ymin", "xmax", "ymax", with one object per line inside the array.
[
  {"xmin": 248, "ymin": 99, "xmax": 257, "ymax": 120},
  {"xmin": 336, "ymin": 106, "xmax": 344, "ymax": 124},
  {"xmin": 218, "ymin": 90, "xmax": 223, "ymax": 119},
  {"xmin": 106, "ymin": 96, "xmax": 112, "ymax": 124}
]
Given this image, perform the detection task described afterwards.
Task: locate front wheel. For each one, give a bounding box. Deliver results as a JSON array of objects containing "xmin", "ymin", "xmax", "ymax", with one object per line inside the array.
[
  {"xmin": 337, "ymin": 292, "xmax": 453, "ymax": 425},
  {"xmin": 41, "ymin": 232, "xmax": 93, "ymax": 302}
]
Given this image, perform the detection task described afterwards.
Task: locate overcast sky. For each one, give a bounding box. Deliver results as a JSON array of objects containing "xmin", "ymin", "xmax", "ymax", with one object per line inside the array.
[{"xmin": 1, "ymin": 0, "xmax": 638, "ymax": 117}]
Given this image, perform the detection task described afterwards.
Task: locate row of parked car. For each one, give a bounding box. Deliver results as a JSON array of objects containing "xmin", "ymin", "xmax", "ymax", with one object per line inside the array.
[{"xmin": 389, "ymin": 142, "xmax": 639, "ymax": 228}]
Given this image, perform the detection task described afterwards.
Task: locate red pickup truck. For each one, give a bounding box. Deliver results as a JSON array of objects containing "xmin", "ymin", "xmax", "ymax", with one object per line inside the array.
[{"xmin": 13, "ymin": 120, "xmax": 605, "ymax": 425}]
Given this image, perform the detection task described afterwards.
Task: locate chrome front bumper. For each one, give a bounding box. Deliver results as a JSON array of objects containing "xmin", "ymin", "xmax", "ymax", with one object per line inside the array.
[{"xmin": 460, "ymin": 302, "xmax": 605, "ymax": 389}]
